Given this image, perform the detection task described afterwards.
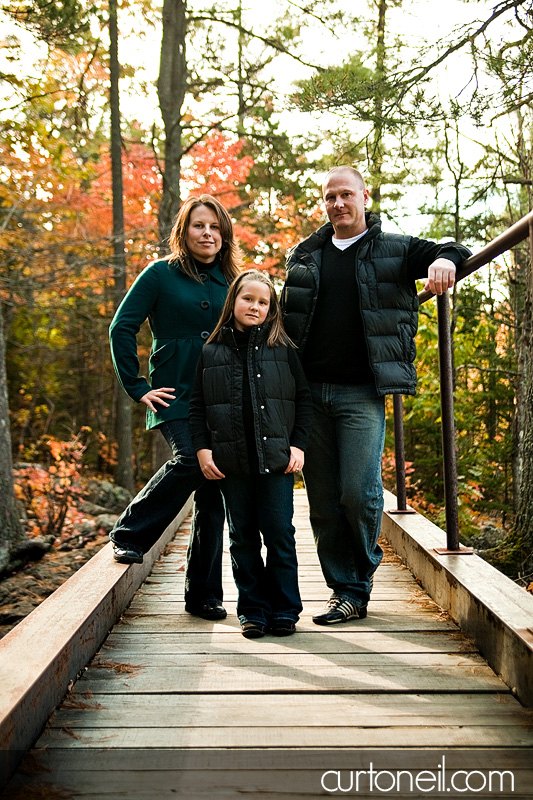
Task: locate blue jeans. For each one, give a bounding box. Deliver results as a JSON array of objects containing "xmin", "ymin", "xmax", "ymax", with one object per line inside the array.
[
  {"xmin": 303, "ymin": 382, "xmax": 385, "ymax": 606},
  {"xmin": 110, "ymin": 419, "xmax": 225, "ymax": 603},
  {"xmin": 220, "ymin": 473, "xmax": 302, "ymax": 626}
]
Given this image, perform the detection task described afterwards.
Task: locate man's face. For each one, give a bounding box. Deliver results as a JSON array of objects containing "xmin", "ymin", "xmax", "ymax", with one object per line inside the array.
[{"xmin": 322, "ymin": 171, "xmax": 370, "ymax": 239}]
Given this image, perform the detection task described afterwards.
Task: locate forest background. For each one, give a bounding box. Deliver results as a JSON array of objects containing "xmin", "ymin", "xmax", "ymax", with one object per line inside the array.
[{"xmin": 1, "ymin": 0, "xmax": 533, "ymax": 591}]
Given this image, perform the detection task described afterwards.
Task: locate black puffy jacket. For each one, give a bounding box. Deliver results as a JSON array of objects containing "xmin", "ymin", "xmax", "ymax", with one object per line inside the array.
[
  {"xmin": 281, "ymin": 213, "xmax": 471, "ymax": 397},
  {"xmin": 190, "ymin": 325, "xmax": 312, "ymax": 476}
]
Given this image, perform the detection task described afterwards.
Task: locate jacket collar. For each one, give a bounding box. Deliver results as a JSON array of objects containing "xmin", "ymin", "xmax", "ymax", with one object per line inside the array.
[
  {"xmin": 170, "ymin": 256, "xmax": 228, "ymax": 286},
  {"xmin": 194, "ymin": 259, "xmax": 228, "ymax": 286},
  {"xmin": 220, "ymin": 324, "xmax": 269, "ymax": 348},
  {"xmin": 290, "ymin": 211, "xmax": 382, "ymax": 258}
]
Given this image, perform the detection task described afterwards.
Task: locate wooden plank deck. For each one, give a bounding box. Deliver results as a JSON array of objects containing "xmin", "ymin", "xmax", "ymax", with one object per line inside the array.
[{"xmin": 5, "ymin": 489, "xmax": 533, "ymax": 798}]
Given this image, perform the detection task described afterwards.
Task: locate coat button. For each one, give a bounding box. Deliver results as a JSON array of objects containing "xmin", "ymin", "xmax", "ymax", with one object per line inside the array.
[
  {"xmin": 201, "ymin": 300, "xmax": 210, "ymax": 309},
  {"xmin": 261, "ymin": 405, "xmax": 265, "ymax": 410},
  {"xmin": 265, "ymin": 469, "xmax": 270, "ymax": 473},
  {"xmin": 263, "ymin": 436, "xmax": 267, "ymax": 440},
  {"xmin": 201, "ymin": 331, "xmax": 210, "ymax": 339},
  {"xmin": 257, "ymin": 373, "xmax": 261, "ymax": 378},
  {"xmin": 199, "ymin": 273, "xmax": 208, "ymax": 282}
]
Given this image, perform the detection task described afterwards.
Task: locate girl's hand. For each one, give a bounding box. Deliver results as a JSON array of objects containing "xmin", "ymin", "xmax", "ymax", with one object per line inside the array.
[
  {"xmin": 197, "ymin": 449, "xmax": 225, "ymax": 480},
  {"xmin": 285, "ymin": 446, "xmax": 304, "ymax": 474},
  {"xmin": 140, "ymin": 387, "xmax": 176, "ymax": 412}
]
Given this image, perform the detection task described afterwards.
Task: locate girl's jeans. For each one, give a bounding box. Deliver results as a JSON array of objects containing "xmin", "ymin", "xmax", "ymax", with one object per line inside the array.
[
  {"xmin": 220, "ymin": 472, "xmax": 302, "ymax": 626},
  {"xmin": 110, "ymin": 419, "xmax": 225, "ymax": 603}
]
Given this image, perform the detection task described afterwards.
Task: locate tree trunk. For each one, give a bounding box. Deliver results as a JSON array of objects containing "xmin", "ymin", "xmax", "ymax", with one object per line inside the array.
[
  {"xmin": 157, "ymin": 0, "xmax": 188, "ymax": 249},
  {"xmin": 370, "ymin": 0, "xmax": 387, "ymax": 213},
  {"xmin": 514, "ymin": 225, "xmax": 533, "ymax": 573},
  {"xmin": 510, "ymin": 109, "xmax": 532, "ymax": 513},
  {"xmin": 0, "ymin": 302, "xmax": 23, "ymax": 574},
  {"xmin": 109, "ymin": 0, "xmax": 134, "ymax": 492}
]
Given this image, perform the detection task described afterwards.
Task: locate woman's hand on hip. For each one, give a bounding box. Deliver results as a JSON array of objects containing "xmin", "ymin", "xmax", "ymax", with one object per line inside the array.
[
  {"xmin": 285, "ymin": 446, "xmax": 305, "ymax": 474},
  {"xmin": 140, "ymin": 387, "xmax": 176, "ymax": 413},
  {"xmin": 197, "ymin": 449, "xmax": 225, "ymax": 480}
]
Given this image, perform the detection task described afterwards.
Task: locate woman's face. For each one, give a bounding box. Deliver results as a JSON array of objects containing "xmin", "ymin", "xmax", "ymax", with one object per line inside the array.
[{"xmin": 185, "ymin": 205, "xmax": 223, "ymax": 263}]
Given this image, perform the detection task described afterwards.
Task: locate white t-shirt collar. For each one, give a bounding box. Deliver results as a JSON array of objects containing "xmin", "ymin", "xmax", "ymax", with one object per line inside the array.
[{"xmin": 331, "ymin": 229, "xmax": 368, "ymax": 251}]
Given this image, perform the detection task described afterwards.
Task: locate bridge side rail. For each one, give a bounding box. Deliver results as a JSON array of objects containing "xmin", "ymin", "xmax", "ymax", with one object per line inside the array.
[
  {"xmin": 0, "ymin": 498, "xmax": 193, "ymax": 788},
  {"xmin": 381, "ymin": 489, "xmax": 533, "ymax": 709},
  {"xmin": 392, "ymin": 209, "xmax": 533, "ymax": 549}
]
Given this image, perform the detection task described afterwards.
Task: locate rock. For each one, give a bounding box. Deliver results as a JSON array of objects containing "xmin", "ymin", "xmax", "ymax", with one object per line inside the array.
[
  {"xmin": 470, "ymin": 522, "xmax": 506, "ymax": 551},
  {"xmin": 95, "ymin": 514, "xmax": 118, "ymax": 534},
  {"xmin": 10, "ymin": 537, "xmax": 52, "ymax": 562},
  {"xmin": 79, "ymin": 520, "xmax": 97, "ymax": 536},
  {"xmin": 78, "ymin": 500, "xmax": 112, "ymax": 516},
  {"xmin": 0, "ymin": 599, "xmax": 38, "ymax": 625},
  {"xmin": 85, "ymin": 480, "xmax": 133, "ymax": 514}
]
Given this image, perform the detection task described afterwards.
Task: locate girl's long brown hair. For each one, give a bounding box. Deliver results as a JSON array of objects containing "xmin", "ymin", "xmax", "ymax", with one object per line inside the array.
[
  {"xmin": 167, "ymin": 194, "xmax": 241, "ymax": 283},
  {"xmin": 207, "ymin": 269, "xmax": 293, "ymax": 348}
]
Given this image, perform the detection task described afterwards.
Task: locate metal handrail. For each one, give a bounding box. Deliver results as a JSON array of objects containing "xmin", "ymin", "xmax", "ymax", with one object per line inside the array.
[
  {"xmin": 392, "ymin": 209, "xmax": 533, "ymax": 551},
  {"xmin": 418, "ymin": 209, "xmax": 533, "ymax": 305}
]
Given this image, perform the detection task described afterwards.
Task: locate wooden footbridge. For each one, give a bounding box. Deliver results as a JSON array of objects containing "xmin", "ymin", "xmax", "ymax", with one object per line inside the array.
[{"xmin": 2, "ymin": 489, "xmax": 533, "ymax": 798}]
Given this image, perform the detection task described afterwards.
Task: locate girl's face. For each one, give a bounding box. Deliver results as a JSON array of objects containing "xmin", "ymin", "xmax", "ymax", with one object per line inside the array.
[
  {"xmin": 185, "ymin": 205, "xmax": 223, "ymax": 263},
  {"xmin": 233, "ymin": 280, "xmax": 271, "ymax": 331}
]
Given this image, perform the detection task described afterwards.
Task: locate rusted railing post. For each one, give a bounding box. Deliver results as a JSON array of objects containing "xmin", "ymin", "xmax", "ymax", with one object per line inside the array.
[
  {"xmin": 436, "ymin": 291, "xmax": 461, "ymax": 550},
  {"xmin": 390, "ymin": 395, "xmax": 415, "ymax": 514},
  {"xmin": 393, "ymin": 395, "xmax": 407, "ymax": 510}
]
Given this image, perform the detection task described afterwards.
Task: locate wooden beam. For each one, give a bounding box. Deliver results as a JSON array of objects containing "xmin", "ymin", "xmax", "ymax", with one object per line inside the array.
[
  {"xmin": 0, "ymin": 497, "xmax": 193, "ymax": 787},
  {"xmin": 381, "ymin": 489, "xmax": 533, "ymax": 707}
]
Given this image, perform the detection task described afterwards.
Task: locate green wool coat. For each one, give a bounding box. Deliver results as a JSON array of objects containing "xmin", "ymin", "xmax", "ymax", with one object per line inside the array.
[{"xmin": 109, "ymin": 257, "xmax": 229, "ymax": 430}]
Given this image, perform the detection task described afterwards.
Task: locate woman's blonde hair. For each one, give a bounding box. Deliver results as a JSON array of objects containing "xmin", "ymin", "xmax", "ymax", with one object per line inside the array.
[
  {"xmin": 168, "ymin": 194, "xmax": 241, "ymax": 282},
  {"xmin": 207, "ymin": 269, "xmax": 293, "ymax": 348}
]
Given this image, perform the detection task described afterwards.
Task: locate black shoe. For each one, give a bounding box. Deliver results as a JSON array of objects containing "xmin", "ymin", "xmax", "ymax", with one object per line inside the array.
[
  {"xmin": 112, "ymin": 543, "xmax": 144, "ymax": 564},
  {"xmin": 312, "ymin": 594, "xmax": 367, "ymax": 625},
  {"xmin": 185, "ymin": 598, "xmax": 227, "ymax": 620},
  {"xmin": 241, "ymin": 621, "xmax": 267, "ymax": 639},
  {"xmin": 270, "ymin": 619, "xmax": 296, "ymax": 637}
]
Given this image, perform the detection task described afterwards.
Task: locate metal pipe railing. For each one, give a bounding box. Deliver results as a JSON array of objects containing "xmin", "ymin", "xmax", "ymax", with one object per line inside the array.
[{"xmin": 392, "ymin": 209, "xmax": 533, "ymax": 551}]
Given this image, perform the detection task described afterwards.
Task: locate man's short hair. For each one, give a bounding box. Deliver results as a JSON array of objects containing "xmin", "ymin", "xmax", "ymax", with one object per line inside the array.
[{"xmin": 322, "ymin": 166, "xmax": 366, "ymax": 192}]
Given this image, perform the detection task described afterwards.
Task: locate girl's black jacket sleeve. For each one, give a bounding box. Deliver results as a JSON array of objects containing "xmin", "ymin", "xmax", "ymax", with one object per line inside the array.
[{"xmin": 287, "ymin": 346, "xmax": 313, "ymax": 452}]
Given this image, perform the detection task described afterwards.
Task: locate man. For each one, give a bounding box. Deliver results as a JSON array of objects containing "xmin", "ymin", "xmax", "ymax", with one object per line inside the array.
[{"xmin": 281, "ymin": 166, "xmax": 471, "ymax": 625}]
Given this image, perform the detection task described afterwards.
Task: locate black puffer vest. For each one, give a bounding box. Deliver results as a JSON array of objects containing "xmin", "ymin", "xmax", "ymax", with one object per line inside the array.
[
  {"xmin": 200, "ymin": 326, "xmax": 296, "ymax": 475},
  {"xmin": 282, "ymin": 213, "xmax": 419, "ymax": 396}
]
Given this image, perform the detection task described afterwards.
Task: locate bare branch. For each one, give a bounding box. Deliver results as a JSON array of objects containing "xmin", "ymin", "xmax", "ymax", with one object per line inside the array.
[
  {"xmin": 181, "ymin": 112, "xmax": 239, "ymax": 154},
  {"xmin": 284, "ymin": 0, "xmax": 342, "ymax": 36},
  {"xmin": 188, "ymin": 15, "xmax": 323, "ymax": 71},
  {"xmin": 393, "ymin": 0, "xmax": 529, "ymax": 102},
  {"xmin": 492, "ymin": 91, "xmax": 533, "ymax": 119}
]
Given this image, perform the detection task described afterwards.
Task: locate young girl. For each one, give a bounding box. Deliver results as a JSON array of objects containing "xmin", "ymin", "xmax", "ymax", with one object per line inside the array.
[{"xmin": 189, "ymin": 270, "xmax": 312, "ymax": 638}]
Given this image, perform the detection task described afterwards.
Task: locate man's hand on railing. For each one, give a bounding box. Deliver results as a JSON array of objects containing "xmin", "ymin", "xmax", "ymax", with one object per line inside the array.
[{"xmin": 424, "ymin": 258, "xmax": 456, "ymax": 296}]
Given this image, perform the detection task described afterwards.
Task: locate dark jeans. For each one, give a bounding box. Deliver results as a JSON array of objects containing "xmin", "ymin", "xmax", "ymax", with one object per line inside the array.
[
  {"xmin": 110, "ymin": 419, "xmax": 225, "ymax": 603},
  {"xmin": 220, "ymin": 472, "xmax": 302, "ymax": 626},
  {"xmin": 303, "ymin": 382, "xmax": 385, "ymax": 606}
]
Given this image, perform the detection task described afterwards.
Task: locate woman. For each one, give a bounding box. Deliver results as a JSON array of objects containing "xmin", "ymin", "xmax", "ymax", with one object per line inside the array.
[{"xmin": 108, "ymin": 194, "xmax": 241, "ymax": 620}]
